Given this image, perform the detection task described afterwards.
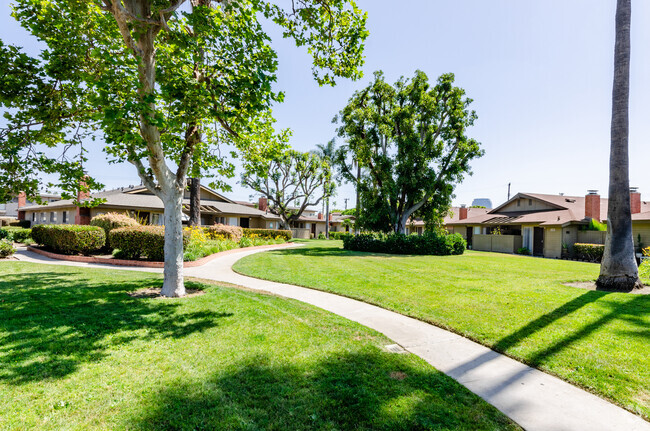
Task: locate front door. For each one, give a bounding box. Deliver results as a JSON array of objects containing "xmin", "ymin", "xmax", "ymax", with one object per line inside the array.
[
  {"xmin": 466, "ymin": 226, "xmax": 473, "ymax": 248},
  {"xmin": 240, "ymin": 217, "xmax": 250, "ymax": 228},
  {"xmin": 533, "ymin": 227, "xmax": 544, "ymax": 256}
]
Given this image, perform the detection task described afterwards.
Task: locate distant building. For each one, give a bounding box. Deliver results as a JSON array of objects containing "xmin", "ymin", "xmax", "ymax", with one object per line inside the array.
[
  {"xmin": 1, "ymin": 192, "xmax": 61, "ymax": 218},
  {"xmin": 471, "ymin": 198, "xmax": 493, "ymax": 209}
]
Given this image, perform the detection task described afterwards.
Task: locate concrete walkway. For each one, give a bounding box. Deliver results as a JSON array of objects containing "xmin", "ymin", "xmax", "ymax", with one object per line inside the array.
[{"xmin": 11, "ymin": 245, "xmax": 650, "ymax": 431}]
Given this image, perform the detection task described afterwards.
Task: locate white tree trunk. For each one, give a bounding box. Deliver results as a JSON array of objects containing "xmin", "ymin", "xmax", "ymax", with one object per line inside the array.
[{"xmin": 161, "ymin": 192, "xmax": 186, "ymax": 297}]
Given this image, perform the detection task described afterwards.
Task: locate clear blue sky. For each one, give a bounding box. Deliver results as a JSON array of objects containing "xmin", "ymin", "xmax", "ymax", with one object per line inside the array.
[{"xmin": 2, "ymin": 1, "xmax": 650, "ymax": 209}]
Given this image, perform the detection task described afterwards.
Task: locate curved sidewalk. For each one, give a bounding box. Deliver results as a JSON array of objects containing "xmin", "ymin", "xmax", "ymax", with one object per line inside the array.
[{"xmin": 11, "ymin": 245, "xmax": 650, "ymax": 431}]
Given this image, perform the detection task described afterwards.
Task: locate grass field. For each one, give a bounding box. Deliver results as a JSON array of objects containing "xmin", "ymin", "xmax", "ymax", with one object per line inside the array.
[
  {"xmin": 0, "ymin": 261, "xmax": 518, "ymax": 430},
  {"xmin": 234, "ymin": 240, "xmax": 650, "ymax": 420}
]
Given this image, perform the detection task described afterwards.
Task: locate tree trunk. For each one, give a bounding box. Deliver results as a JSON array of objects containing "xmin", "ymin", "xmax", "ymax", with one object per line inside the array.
[
  {"xmin": 325, "ymin": 197, "xmax": 330, "ymax": 239},
  {"xmin": 189, "ymin": 177, "xmax": 200, "ymax": 226},
  {"xmin": 597, "ymin": 0, "xmax": 642, "ymax": 291},
  {"xmin": 161, "ymin": 191, "xmax": 186, "ymax": 297},
  {"xmin": 355, "ymin": 163, "xmax": 361, "ymax": 235}
]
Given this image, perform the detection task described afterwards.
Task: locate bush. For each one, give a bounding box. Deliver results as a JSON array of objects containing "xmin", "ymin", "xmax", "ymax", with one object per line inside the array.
[
  {"xmin": 516, "ymin": 247, "xmax": 531, "ymax": 256},
  {"xmin": 110, "ymin": 226, "xmax": 189, "ymax": 261},
  {"xmin": 31, "ymin": 224, "xmax": 105, "ymax": 255},
  {"xmin": 9, "ymin": 220, "xmax": 31, "ymax": 228},
  {"xmin": 343, "ymin": 232, "xmax": 466, "ymax": 256},
  {"xmin": 573, "ymin": 243, "xmax": 605, "ymax": 262},
  {"xmin": 90, "ymin": 212, "xmax": 140, "ymax": 240},
  {"xmin": 206, "ymin": 224, "xmax": 243, "ymax": 241},
  {"xmin": 329, "ymin": 232, "xmax": 352, "ymax": 241},
  {"xmin": 242, "ymin": 228, "xmax": 292, "ymax": 241},
  {"xmin": 0, "ymin": 227, "xmax": 32, "ymax": 243},
  {"xmin": 0, "ymin": 239, "xmax": 15, "ymax": 257},
  {"xmin": 318, "ymin": 232, "xmax": 326, "ymax": 239}
]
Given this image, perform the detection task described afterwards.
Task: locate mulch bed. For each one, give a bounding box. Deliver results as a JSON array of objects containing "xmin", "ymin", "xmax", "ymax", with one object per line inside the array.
[
  {"xmin": 127, "ymin": 287, "xmax": 205, "ymax": 299},
  {"xmin": 564, "ymin": 281, "xmax": 650, "ymax": 295}
]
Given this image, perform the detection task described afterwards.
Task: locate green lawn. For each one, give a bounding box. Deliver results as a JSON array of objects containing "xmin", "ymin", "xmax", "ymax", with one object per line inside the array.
[
  {"xmin": 0, "ymin": 262, "xmax": 518, "ymax": 430},
  {"xmin": 234, "ymin": 240, "xmax": 650, "ymax": 420}
]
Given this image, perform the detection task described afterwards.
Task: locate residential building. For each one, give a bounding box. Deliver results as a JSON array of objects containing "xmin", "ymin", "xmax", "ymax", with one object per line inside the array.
[{"xmin": 1, "ymin": 192, "xmax": 60, "ymax": 218}]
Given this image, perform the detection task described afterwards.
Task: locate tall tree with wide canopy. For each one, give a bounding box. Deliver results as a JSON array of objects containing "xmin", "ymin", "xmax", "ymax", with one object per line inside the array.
[
  {"xmin": 336, "ymin": 70, "xmax": 483, "ymax": 234},
  {"xmin": 3, "ymin": 0, "xmax": 367, "ymax": 296},
  {"xmin": 597, "ymin": 0, "xmax": 643, "ymax": 290}
]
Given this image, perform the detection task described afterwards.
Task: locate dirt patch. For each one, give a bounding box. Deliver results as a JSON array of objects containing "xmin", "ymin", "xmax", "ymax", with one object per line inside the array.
[
  {"xmin": 0, "ymin": 256, "xmax": 18, "ymax": 261},
  {"xmin": 389, "ymin": 371, "xmax": 407, "ymax": 381},
  {"xmin": 128, "ymin": 287, "xmax": 206, "ymax": 299},
  {"xmin": 564, "ymin": 281, "xmax": 650, "ymax": 295}
]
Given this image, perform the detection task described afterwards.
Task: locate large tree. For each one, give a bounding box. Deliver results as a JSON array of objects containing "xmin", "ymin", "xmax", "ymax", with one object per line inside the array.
[
  {"xmin": 336, "ymin": 70, "xmax": 483, "ymax": 234},
  {"xmin": 597, "ymin": 0, "xmax": 643, "ymax": 290},
  {"xmin": 241, "ymin": 149, "xmax": 333, "ymax": 229},
  {"xmin": 3, "ymin": 0, "xmax": 367, "ymax": 296}
]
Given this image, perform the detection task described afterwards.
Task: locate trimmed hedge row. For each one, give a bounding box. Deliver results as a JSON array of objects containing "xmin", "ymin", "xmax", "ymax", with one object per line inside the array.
[
  {"xmin": 109, "ymin": 226, "xmax": 189, "ymax": 261},
  {"xmin": 0, "ymin": 227, "xmax": 32, "ymax": 243},
  {"xmin": 329, "ymin": 232, "xmax": 352, "ymax": 240},
  {"xmin": 343, "ymin": 232, "xmax": 466, "ymax": 256},
  {"xmin": 90, "ymin": 212, "xmax": 140, "ymax": 239},
  {"xmin": 573, "ymin": 243, "xmax": 605, "ymax": 262},
  {"xmin": 9, "ymin": 220, "xmax": 31, "ymax": 228},
  {"xmin": 31, "ymin": 224, "xmax": 105, "ymax": 255},
  {"xmin": 242, "ymin": 228, "xmax": 292, "ymax": 241}
]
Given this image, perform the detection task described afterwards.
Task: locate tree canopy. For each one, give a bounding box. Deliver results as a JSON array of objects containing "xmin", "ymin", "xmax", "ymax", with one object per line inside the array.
[
  {"xmin": 2, "ymin": 0, "xmax": 368, "ymax": 296},
  {"xmin": 335, "ymin": 70, "xmax": 483, "ymax": 234}
]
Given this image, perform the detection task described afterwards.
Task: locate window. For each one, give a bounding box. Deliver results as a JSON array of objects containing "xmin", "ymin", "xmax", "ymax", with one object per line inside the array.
[
  {"xmin": 517, "ymin": 200, "xmax": 520, "ymax": 207},
  {"xmin": 528, "ymin": 199, "xmax": 532, "ymax": 206},
  {"xmin": 269, "ymin": 222, "xmax": 274, "ymax": 229},
  {"xmin": 32, "ymin": 213, "xmax": 35, "ymax": 222},
  {"xmin": 62, "ymin": 211, "xmax": 67, "ymax": 223},
  {"xmin": 473, "ymin": 226, "xmax": 481, "ymax": 235},
  {"xmin": 50, "ymin": 212, "xmax": 56, "ymax": 223},
  {"xmin": 229, "ymin": 217, "xmax": 238, "ymax": 226},
  {"xmin": 41, "ymin": 212, "xmax": 47, "ymax": 222}
]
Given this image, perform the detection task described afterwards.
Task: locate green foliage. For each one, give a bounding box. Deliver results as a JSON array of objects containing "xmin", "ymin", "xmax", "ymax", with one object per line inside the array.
[
  {"xmin": 109, "ymin": 226, "xmax": 188, "ymax": 261},
  {"xmin": 516, "ymin": 247, "xmax": 531, "ymax": 256},
  {"xmin": 206, "ymin": 224, "xmax": 243, "ymax": 242},
  {"xmin": 573, "ymin": 243, "xmax": 605, "ymax": 262},
  {"xmin": 31, "ymin": 224, "xmax": 105, "ymax": 255},
  {"xmin": 318, "ymin": 232, "xmax": 327, "ymax": 239},
  {"xmin": 0, "ymin": 227, "xmax": 32, "ymax": 243},
  {"xmin": 343, "ymin": 232, "xmax": 466, "ymax": 256},
  {"xmin": 335, "ymin": 70, "xmax": 484, "ymax": 233},
  {"xmin": 0, "ymin": 239, "xmax": 16, "ymax": 257},
  {"xmin": 242, "ymin": 149, "xmax": 334, "ymax": 228},
  {"xmin": 9, "ymin": 220, "xmax": 32, "ymax": 228},
  {"xmin": 585, "ymin": 219, "xmax": 607, "ymax": 232},
  {"xmin": 491, "ymin": 226, "xmax": 503, "ymax": 236},
  {"xmin": 242, "ymin": 228, "xmax": 292, "ymax": 241},
  {"xmin": 329, "ymin": 232, "xmax": 352, "ymax": 240},
  {"xmin": 90, "ymin": 212, "xmax": 140, "ymax": 241},
  {"xmin": 639, "ymin": 259, "xmax": 650, "ymax": 280}
]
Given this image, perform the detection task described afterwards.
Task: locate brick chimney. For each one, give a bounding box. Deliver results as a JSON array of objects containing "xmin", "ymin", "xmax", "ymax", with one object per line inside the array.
[
  {"xmin": 329, "ymin": 214, "xmax": 333, "ymax": 221},
  {"xmin": 77, "ymin": 176, "xmax": 91, "ymax": 202},
  {"xmin": 459, "ymin": 204, "xmax": 468, "ymax": 220},
  {"xmin": 18, "ymin": 191, "xmax": 26, "ymax": 209},
  {"xmin": 258, "ymin": 197, "xmax": 268, "ymax": 212},
  {"xmin": 630, "ymin": 187, "xmax": 641, "ymax": 215},
  {"xmin": 318, "ymin": 212, "xmax": 323, "ymax": 220},
  {"xmin": 585, "ymin": 190, "xmax": 601, "ymax": 222}
]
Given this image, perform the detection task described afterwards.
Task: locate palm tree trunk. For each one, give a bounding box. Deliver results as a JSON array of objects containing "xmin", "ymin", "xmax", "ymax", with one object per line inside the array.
[{"xmin": 597, "ymin": 0, "xmax": 642, "ymax": 291}]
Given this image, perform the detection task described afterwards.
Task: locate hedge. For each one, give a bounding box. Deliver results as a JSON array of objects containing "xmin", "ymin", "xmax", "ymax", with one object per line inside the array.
[
  {"xmin": 90, "ymin": 212, "xmax": 140, "ymax": 240},
  {"xmin": 0, "ymin": 227, "xmax": 32, "ymax": 243},
  {"xmin": 109, "ymin": 226, "xmax": 189, "ymax": 261},
  {"xmin": 329, "ymin": 232, "xmax": 352, "ymax": 241},
  {"xmin": 241, "ymin": 228, "xmax": 292, "ymax": 241},
  {"xmin": 9, "ymin": 220, "xmax": 31, "ymax": 228},
  {"xmin": 343, "ymin": 232, "xmax": 466, "ymax": 256},
  {"xmin": 206, "ymin": 224, "xmax": 243, "ymax": 241},
  {"xmin": 31, "ymin": 224, "xmax": 105, "ymax": 255},
  {"xmin": 573, "ymin": 243, "xmax": 605, "ymax": 262}
]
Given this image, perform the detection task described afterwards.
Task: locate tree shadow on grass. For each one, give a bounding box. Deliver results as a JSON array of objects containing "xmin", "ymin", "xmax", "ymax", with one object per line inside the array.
[
  {"xmin": 0, "ymin": 270, "xmax": 230, "ymax": 385},
  {"xmin": 130, "ymin": 351, "xmax": 519, "ymax": 431}
]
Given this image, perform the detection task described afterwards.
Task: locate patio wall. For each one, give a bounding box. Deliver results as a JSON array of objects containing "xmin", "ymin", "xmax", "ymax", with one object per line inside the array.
[
  {"xmin": 472, "ymin": 234, "xmax": 522, "ymax": 254},
  {"xmin": 291, "ymin": 228, "xmax": 311, "ymax": 239},
  {"xmin": 577, "ymin": 231, "xmax": 606, "ymax": 245}
]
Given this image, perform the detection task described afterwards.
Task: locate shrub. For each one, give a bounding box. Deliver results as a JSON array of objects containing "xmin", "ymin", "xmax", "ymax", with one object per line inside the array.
[
  {"xmin": 9, "ymin": 220, "xmax": 31, "ymax": 228},
  {"xmin": 90, "ymin": 212, "xmax": 140, "ymax": 240},
  {"xmin": 206, "ymin": 224, "xmax": 243, "ymax": 241},
  {"xmin": 0, "ymin": 227, "xmax": 32, "ymax": 243},
  {"xmin": 639, "ymin": 259, "xmax": 650, "ymax": 280},
  {"xmin": 573, "ymin": 243, "xmax": 605, "ymax": 262},
  {"xmin": 318, "ymin": 232, "xmax": 326, "ymax": 239},
  {"xmin": 110, "ymin": 226, "xmax": 189, "ymax": 261},
  {"xmin": 242, "ymin": 228, "xmax": 292, "ymax": 241},
  {"xmin": 343, "ymin": 232, "xmax": 466, "ymax": 256},
  {"xmin": 31, "ymin": 224, "xmax": 105, "ymax": 255},
  {"xmin": 329, "ymin": 232, "xmax": 352, "ymax": 241},
  {"xmin": 0, "ymin": 239, "xmax": 15, "ymax": 257},
  {"xmin": 516, "ymin": 247, "xmax": 531, "ymax": 256}
]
